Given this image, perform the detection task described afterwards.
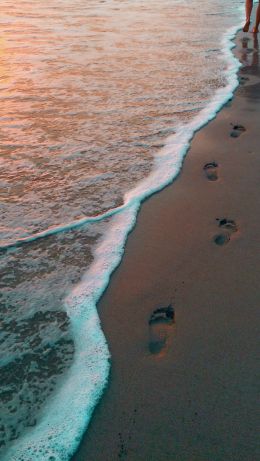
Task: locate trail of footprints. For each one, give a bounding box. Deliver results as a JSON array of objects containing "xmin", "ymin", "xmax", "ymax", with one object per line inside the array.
[
  {"xmin": 203, "ymin": 120, "xmax": 244, "ymax": 246},
  {"xmin": 148, "ymin": 121, "xmax": 244, "ymax": 356}
]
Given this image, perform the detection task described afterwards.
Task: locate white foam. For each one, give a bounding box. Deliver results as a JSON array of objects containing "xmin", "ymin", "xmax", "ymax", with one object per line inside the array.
[{"xmin": 4, "ymin": 10, "xmax": 246, "ymax": 461}]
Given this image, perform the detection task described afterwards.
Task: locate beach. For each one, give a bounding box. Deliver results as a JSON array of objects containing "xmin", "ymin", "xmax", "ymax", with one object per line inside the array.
[
  {"xmin": 1, "ymin": 2, "xmax": 259, "ymax": 460},
  {"xmin": 72, "ymin": 29, "xmax": 260, "ymax": 461}
]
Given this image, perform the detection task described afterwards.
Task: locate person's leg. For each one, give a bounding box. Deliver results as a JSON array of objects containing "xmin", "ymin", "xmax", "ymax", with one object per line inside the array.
[
  {"xmin": 243, "ymin": 0, "xmax": 253, "ymax": 32},
  {"xmin": 252, "ymin": 2, "xmax": 260, "ymax": 33}
]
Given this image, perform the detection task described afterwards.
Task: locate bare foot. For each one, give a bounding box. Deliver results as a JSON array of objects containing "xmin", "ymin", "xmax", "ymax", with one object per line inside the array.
[
  {"xmin": 243, "ymin": 21, "xmax": 250, "ymax": 32},
  {"xmin": 252, "ymin": 27, "xmax": 259, "ymax": 34}
]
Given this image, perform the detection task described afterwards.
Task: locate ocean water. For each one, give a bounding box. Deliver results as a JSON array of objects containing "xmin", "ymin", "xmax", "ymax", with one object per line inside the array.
[{"xmin": 0, "ymin": 0, "xmax": 245, "ymax": 459}]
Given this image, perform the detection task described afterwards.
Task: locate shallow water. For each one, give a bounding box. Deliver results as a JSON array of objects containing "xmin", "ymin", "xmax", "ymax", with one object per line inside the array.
[
  {"xmin": 0, "ymin": 1, "xmax": 244, "ymax": 459},
  {"xmin": 0, "ymin": 0, "xmax": 242, "ymax": 244}
]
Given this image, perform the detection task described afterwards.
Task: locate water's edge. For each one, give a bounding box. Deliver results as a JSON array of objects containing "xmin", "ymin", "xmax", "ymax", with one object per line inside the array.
[{"xmin": 5, "ymin": 16, "xmax": 245, "ymax": 461}]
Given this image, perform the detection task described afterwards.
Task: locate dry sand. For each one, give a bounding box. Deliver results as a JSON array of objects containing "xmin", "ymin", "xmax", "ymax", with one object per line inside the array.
[{"xmin": 72, "ymin": 30, "xmax": 260, "ymax": 461}]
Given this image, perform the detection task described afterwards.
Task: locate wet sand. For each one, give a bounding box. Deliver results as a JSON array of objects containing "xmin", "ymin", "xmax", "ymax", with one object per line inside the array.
[{"xmin": 72, "ymin": 30, "xmax": 260, "ymax": 461}]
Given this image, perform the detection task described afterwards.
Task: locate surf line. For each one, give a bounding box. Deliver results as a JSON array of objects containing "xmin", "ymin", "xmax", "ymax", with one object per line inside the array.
[{"xmin": 0, "ymin": 202, "xmax": 131, "ymax": 251}]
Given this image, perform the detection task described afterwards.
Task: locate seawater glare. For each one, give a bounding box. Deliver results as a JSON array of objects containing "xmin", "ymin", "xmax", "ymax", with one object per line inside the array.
[{"xmin": 0, "ymin": 0, "xmax": 246, "ymax": 459}]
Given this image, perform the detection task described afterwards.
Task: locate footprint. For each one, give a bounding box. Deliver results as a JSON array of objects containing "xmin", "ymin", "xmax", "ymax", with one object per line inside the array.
[
  {"xmin": 230, "ymin": 124, "xmax": 246, "ymax": 138},
  {"xmin": 148, "ymin": 304, "xmax": 175, "ymax": 355},
  {"xmin": 214, "ymin": 218, "xmax": 238, "ymax": 246},
  {"xmin": 218, "ymin": 218, "xmax": 238, "ymax": 233},
  {"xmin": 214, "ymin": 233, "xmax": 230, "ymax": 246},
  {"xmin": 203, "ymin": 162, "xmax": 218, "ymax": 181},
  {"xmin": 239, "ymin": 76, "xmax": 249, "ymax": 85}
]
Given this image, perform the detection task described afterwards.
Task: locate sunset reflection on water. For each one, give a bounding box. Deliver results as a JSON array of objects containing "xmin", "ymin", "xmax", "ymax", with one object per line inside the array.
[{"xmin": 0, "ymin": 0, "xmax": 234, "ymax": 245}]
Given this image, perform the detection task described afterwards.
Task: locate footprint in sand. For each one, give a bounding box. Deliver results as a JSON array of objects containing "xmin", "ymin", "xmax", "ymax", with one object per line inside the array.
[
  {"xmin": 203, "ymin": 162, "xmax": 219, "ymax": 181},
  {"xmin": 148, "ymin": 304, "xmax": 175, "ymax": 355},
  {"xmin": 239, "ymin": 76, "xmax": 250, "ymax": 85},
  {"xmin": 214, "ymin": 218, "xmax": 238, "ymax": 246},
  {"xmin": 230, "ymin": 124, "xmax": 246, "ymax": 138}
]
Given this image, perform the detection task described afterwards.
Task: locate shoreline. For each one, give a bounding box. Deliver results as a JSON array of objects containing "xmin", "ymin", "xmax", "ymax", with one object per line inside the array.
[{"xmin": 72, "ymin": 28, "xmax": 259, "ymax": 461}]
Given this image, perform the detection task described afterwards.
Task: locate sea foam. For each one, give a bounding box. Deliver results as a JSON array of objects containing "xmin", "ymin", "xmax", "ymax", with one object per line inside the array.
[{"xmin": 4, "ymin": 6, "xmax": 246, "ymax": 461}]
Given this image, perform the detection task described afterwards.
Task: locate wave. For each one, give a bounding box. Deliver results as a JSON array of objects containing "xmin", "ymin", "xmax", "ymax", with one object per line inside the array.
[{"xmin": 4, "ymin": 15, "xmax": 244, "ymax": 461}]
